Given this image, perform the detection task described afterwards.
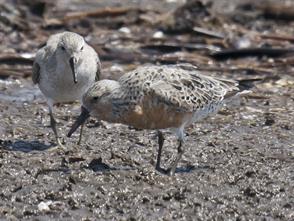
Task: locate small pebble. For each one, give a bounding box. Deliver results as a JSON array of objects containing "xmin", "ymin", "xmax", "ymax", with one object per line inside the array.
[
  {"xmin": 119, "ymin": 27, "xmax": 131, "ymax": 34},
  {"xmin": 153, "ymin": 31, "xmax": 164, "ymax": 39},
  {"xmin": 38, "ymin": 201, "xmax": 52, "ymax": 212}
]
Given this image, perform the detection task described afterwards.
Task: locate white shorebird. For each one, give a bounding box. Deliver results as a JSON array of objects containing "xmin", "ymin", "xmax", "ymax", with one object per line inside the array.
[
  {"xmin": 32, "ymin": 31, "xmax": 101, "ymax": 148},
  {"xmin": 68, "ymin": 64, "xmax": 246, "ymax": 175}
]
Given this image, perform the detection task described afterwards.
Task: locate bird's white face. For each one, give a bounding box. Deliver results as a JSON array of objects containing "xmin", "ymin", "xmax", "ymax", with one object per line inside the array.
[{"xmin": 56, "ymin": 32, "xmax": 85, "ymax": 83}]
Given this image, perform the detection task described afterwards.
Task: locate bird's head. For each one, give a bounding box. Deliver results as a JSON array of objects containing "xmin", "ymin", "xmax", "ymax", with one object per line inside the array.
[
  {"xmin": 67, "ymin": 80, "xmax": 120, "ymax": 137},
  {"xmin": 57, "ymin": 32, "xmax": 85, "ymax": 83}
]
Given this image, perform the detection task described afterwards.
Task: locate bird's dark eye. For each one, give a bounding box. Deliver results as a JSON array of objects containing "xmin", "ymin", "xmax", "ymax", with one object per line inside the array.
[
  {"xmin": 80, "ymin": 46, "xmax": 84, "ymax": 51},
  {"xmin": 93, "ymin": 96, "xmax": 99, "ymax": 101},
  {"xmin": 61, "ymin": 46, "xmax": 65, "ymax": 51}
]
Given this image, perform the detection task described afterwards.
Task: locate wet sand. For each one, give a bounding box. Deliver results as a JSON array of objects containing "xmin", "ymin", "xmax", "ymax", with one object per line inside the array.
[{"xmin": 0, "ymin": 0, "xmax": 294, "ymax": 220}]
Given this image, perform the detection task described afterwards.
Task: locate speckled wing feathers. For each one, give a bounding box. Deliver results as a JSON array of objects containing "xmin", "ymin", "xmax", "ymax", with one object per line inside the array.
[{"xmin": 118, "ymin": 65, "xmax": 239, "ymax": 112}]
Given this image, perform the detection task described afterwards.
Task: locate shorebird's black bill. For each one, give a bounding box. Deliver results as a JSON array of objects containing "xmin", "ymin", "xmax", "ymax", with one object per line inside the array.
[
  {"xmin": 69, "ymin": 57, "xmax": 78, "ymax": 84},
  {"xmin": 67, "ymin": 106, "xmax": 90, "ymax": 137}
]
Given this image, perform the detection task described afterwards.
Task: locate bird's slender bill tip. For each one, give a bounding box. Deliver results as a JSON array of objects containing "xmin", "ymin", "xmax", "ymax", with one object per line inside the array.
[
  {"xmin": 67, "ymin": 106, "xmax": 90, "ymax": 137},
  {"xmin": 69, "ymin": 57, "xmax": 78, "ymax": 84}
]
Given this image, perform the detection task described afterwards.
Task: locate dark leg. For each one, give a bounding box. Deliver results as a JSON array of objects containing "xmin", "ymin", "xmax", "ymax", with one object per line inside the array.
[
  {"xmin": 49, "ymin": 111, "xmax": 58, "ymax": 141},
  {"xmin": 77, "ymin": 123, "xmax": 84, "ymax": 145},
  {"xmin": 155, "ymin": 130, "xmax": 164, "ymax": 171},
  {"xmin": 167, "ymin": 139, "xmax": 184, "ymax": 176},
  {"xmin": 48, "ymin": 103, "xmax": 65, "ymax": 149}
]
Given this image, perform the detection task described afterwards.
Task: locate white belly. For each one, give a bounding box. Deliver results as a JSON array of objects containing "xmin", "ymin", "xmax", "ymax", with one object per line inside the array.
[{"xmin": 191, "ymin": 102, "xmax": 223, "ymax": 123}]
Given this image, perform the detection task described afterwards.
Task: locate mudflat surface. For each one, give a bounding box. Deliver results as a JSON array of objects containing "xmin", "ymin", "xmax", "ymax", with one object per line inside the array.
[{"xmin": 0, "ymin": 0, "xmax": 293, "ymax": 220}]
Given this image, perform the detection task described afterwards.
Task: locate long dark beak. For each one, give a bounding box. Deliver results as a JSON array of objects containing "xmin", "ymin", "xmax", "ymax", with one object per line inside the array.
[
  {"xmin": 67, "ymin": 106, "xmax": 90, "ymax": 137},
  {"xmin": 69, "ymin": 57, "xmax": 78, "ymax": 84}
]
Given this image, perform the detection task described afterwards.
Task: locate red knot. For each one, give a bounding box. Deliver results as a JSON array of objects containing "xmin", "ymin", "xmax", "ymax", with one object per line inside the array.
[{"xmin": 68, "ymin": 64, "xmax": 245, "ymax": 175}]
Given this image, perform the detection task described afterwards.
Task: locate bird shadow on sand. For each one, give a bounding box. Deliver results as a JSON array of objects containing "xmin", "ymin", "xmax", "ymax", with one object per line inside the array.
[
  {"xmin": 155, "ymin": 164, "xmax": 197, "ymax": 175},
  {"xmin": 175, "ymin": 165, "xmax": 197, "ymax": 174},
  {"xmin": 85, "ymin": 157, "xmax": 135, "ymax": 172},
  {"xmin": 1, "ymin": 140, "xmax": 55, "ymax": 152}
]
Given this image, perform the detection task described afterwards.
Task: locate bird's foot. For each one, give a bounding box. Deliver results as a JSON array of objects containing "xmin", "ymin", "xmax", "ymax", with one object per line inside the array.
[
  {"xmin": 77, "ymin": 133, "xmax": 82, "ymax": 145},
  {"xmin": 155, "ymin": 164, "xmax": 176, "ymax": 176},
  {"xmin": 155, "ymin": 166, "xmax": 176, "ymax": 176},
  {"xmin": 48, "ymin": 138, "xmax": 66, "ymax": 152},
  {"xmin": 166, "ymin": 167, "xmax": 176, "ymax": 176},
  {"xmin": 155, "ymin": 165, "xmax": 167, "ymax": 175}
]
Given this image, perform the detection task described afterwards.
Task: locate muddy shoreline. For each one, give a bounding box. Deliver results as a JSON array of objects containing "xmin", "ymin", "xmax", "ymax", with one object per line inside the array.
[{"xmin": 1, "ymin": 0, "xmax": 294, "ymax": 220}]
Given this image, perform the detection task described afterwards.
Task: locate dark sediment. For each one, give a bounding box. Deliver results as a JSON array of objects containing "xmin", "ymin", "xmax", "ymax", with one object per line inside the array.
[{"xmin": 0, "ymin": 0, "xmax": 293, "ymax": 220}]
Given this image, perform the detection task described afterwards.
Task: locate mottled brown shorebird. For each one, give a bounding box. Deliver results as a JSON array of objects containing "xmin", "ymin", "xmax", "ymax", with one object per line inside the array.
[
  {"xmin": 68, "ymin": 64, "xmax": 245, "ymax": 175},
  {"xmin": 33, "ymin": 31, "xmax": 101, "ymax": 148}
]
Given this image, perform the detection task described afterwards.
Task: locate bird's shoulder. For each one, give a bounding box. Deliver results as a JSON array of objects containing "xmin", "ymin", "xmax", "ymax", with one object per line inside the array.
[
  {"xmin": 83, "ymin": 43, "xmax": 101, "ymax": 81},
  {"xmin": 35, "ymin": 38, "xmax": 58, "ymax": 63},
  {"xmin": 46, "ymin": 32, "xmax": 64, "ymax": 48},
  {"xmin": 32, "ymin": 39, "xmax": 60, "ymax": 84},
  {"xmin": 32, "ymin": 60, "xmax": 41, "ymax": 84},
  {"xmin": 32, "ymin": 46, "xmax": 47, "ymax": 84}
]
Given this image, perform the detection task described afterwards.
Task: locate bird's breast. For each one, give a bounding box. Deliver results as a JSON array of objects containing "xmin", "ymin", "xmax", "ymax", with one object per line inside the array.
[
  {"xmin": 119, "ymin": 98, "xmax": 192, "ymax": 130},
  {"xmin": 38, "ymin": 63, "xmax": 95, "ymax": 103}
]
